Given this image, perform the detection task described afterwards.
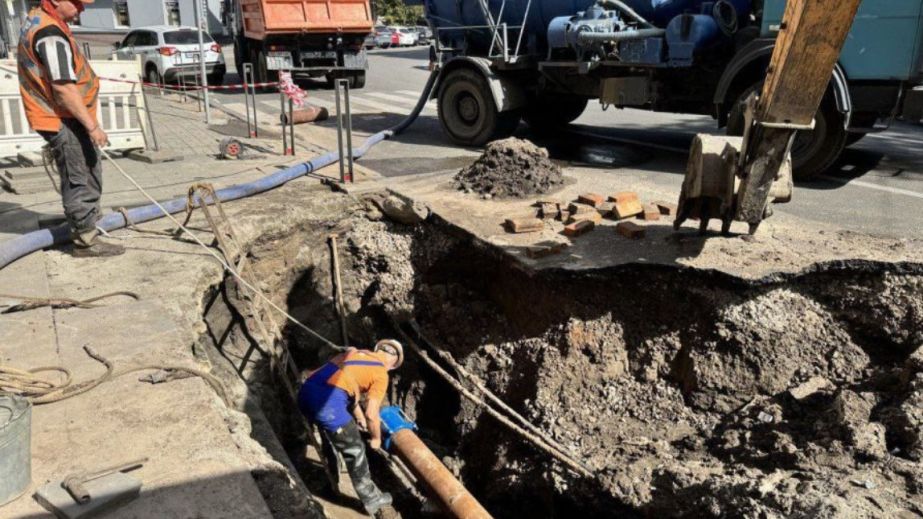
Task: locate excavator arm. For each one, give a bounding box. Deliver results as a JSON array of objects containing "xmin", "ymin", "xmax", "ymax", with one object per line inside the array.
[{"xmin": 675, "ymin": 0, "xmax": 863, "ymax": 235}]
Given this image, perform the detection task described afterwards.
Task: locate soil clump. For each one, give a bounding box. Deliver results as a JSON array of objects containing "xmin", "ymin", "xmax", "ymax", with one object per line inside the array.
[{"xmin": 454, "ymin": 138, "xmax": 564, "ymax": 198}]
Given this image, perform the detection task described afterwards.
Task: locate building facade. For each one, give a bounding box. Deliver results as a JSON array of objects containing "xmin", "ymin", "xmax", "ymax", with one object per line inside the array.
[{"xmin": 1, "ymin": 0, "xmax": 229, "ymax": 51}]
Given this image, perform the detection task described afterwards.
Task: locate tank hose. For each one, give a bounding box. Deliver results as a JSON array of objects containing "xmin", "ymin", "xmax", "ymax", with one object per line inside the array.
[
  {"xmin": 0, "ymin": 70, "xmax": 441, "ymax": 270},
  {"xmin": 713, "ymin": 0, "xmax": 740, "ymax": 36}
]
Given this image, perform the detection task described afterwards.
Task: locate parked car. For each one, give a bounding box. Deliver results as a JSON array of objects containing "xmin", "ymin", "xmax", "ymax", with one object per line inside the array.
[
  {"xmin": 390, "ymin": 27, "xmax": 418, "ymax": 47},
  {"xmin": 372, "ymin": 26, "xmax": 392, "ymax": 48},
  {"xmin": 415, "ymin": 25, "xmax": 432, "ymax": 44},
  {"xmin": 113, "ymin": 26, "xmax": 226, "ymax": 86}
]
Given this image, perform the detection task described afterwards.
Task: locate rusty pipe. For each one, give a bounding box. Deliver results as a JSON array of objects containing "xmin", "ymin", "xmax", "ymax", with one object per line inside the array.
[
  {"xmin": 391, "ymin": 429, "xmax": 492, "ymax": 519},
  {"xmin": 280, "ymin": 105, "xmax": 329, "ymax": 125}
]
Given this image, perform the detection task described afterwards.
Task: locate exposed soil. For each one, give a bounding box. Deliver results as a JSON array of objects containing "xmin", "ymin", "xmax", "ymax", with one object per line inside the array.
[
  {"xmin": 453, "ymin": 138, "xmax": 564, "ymax": 199},
  {"xmin": 226, "ymin": 199, "xmax": 923, "ymax": 518}
]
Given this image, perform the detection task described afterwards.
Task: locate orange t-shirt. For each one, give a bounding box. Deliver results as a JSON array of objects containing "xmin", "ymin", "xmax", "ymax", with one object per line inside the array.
[{"xmin": 326, "ymin": 350, "xmax": 390, "ymax": 403}]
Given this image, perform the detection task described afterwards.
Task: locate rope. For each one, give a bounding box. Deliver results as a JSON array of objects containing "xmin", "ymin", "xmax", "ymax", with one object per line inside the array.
[
  {"xmin": 98, "ymin": 148, "xmax": 345, "ymax": 353},
  {"xmin": 0, "ymin": 291, "xmax": 139, "ymax": 314},
  {"xmin": 0, "ymin": 345, "xmax": 231, "ymax": 407},
  {"xmin": 391, "ymin": 318, "xmax": 594, "ymax": 478},
  {"xmin": 406, "ymin": 320, "xmax": 585, "ymax": 469},
  {"xmin": 41, "ymin": 145, "xmax": 61, "ymax": 195}
]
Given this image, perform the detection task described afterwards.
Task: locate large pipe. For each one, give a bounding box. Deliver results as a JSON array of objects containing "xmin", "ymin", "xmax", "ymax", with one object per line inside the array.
[
  {"xmin": 576, "ymin": 27, "xmax": 666, "ymax": 43},
  {"xmin": 0, "ymin": 71, "xmax": 440, "ymax": 270},
  {"xmin": 391, "ymin": 429, "xmax": 492, "ymax": 519},
  {"xmin": 596, "ymin": 0, "xmax": 655, "ymax": 28}
]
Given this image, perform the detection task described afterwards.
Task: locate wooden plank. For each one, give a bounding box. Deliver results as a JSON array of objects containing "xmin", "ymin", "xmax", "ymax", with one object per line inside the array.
[{"xmin": 758, "ymin": 0, "xmax": 862, "ymax": 126}]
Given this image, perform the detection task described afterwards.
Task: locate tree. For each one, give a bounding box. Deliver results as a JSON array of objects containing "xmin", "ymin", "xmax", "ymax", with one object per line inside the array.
[{"xmin": 373, "ymin": 0, "xmax": 424, "ymax": 25}]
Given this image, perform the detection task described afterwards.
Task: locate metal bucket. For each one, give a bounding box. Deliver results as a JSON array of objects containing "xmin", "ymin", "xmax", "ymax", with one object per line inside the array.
[{"xmin": 0, "ymin": 394, "xmax": 31, "ymax": 506}]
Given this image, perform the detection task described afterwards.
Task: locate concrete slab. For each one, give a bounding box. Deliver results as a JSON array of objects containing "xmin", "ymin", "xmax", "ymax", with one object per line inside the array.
[
  {"xmin": 124, "ymin": 149, "xmax": 185, "ymax": 164},
  {"xmin": 383, "ymin": 169, "xmax": 923, "ymax": 280}
]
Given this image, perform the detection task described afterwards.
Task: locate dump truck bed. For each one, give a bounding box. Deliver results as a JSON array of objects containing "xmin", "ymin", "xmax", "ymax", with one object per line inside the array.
[{"xmin": 239, "ymin": 0, "xmax": 373, "ymax": 39}]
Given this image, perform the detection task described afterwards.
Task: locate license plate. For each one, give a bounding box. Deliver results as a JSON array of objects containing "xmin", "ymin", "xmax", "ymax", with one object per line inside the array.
[
  {"xmin": 266, "ymin": 52, "xmax": 293, "ymax": 71},
  {"xmin": 301, "ymin": 51, "xmax": 336, "ymax": 59},
  {"xmin": 184, "ymin": 52, "xmax": 201, "ymax": 61}
]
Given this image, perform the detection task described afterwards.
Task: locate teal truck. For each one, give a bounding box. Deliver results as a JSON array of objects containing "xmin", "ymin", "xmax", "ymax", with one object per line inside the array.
[
  {"xmin": 424, "ymin": 0, "xmax": 923, "ymax": 179},
  {"xmin": 718, "ymin": 0, "xmax": 923, "ymax": 178}
]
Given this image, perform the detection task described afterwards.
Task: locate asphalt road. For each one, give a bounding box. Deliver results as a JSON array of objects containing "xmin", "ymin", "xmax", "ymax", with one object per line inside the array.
[{"xmin": 216, "ymin": 46, "xmax": 923, "ymax": 239}]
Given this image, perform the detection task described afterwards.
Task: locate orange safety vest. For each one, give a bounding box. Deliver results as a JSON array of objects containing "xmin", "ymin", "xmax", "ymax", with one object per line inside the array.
[{"xmin": 16, "ymin": 7, "xmax": 99, "ymax": 133}]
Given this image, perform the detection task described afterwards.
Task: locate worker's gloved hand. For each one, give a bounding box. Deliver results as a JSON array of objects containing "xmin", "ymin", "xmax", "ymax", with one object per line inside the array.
[{"xmin": 369, "ymin": 437, "xmax": 382, "ymax": 450}]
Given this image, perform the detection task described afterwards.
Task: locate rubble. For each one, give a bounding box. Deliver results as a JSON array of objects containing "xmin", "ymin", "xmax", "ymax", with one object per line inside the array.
[{"xmin": 454, "ymin": 138, "xmax": 564, "ymax": 198}]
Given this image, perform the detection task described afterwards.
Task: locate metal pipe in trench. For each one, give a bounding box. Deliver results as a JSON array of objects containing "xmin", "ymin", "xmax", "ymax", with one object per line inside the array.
[{"xmin": 391, "ymin": 429, "xmax": 492, "ymax": 519}]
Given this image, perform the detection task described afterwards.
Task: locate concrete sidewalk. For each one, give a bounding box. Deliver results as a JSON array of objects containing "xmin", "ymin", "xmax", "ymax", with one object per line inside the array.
[{"xmin": 0, "ymin": 92, "xmax": 372, "ymax": 518}]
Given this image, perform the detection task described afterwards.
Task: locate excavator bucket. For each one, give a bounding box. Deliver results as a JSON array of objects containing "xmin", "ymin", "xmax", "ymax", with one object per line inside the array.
[{"xmin": 675, "ymin": 93, "xmax": 794, "ymax": 236}]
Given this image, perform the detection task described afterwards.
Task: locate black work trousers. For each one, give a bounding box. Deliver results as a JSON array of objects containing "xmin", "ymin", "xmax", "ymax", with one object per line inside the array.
[
  {"xmin": 320, "ymin": 420, "xmax": 385, "ymax": 511},
  {"xmin": 39, "ymin": 119, "xmax": 103, "ymax": 235}
]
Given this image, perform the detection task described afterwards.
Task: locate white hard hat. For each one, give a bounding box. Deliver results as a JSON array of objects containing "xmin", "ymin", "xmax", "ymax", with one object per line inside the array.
[{"xmin": 375, "ymin": 339, "xmax": 404, "ymax": 369}]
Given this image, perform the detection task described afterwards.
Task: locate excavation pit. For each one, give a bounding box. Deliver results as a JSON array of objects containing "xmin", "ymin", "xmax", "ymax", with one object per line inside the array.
[{"xmin": 201, "ymin": 190, "xmax": 923, "ymax": 518}]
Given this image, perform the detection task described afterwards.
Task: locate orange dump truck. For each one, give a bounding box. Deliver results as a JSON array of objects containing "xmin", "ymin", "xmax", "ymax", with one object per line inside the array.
[{"xmin": 230, "ymin": 0, "xmax": 373, "ymax": 88}]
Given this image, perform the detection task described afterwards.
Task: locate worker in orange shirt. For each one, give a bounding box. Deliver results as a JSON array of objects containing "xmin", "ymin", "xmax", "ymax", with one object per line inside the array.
[
  {"xmin": 298, "ymin": 340, "xmax": 404, "ymax": 516},
  {"xmin": 18, "ymin": 0, "xmax": 124, "ymax": 257}
]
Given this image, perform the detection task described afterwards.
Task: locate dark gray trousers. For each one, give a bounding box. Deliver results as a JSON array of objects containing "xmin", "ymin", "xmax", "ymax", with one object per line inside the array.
[
  {"xmin": 321, "ymin": 420, "xmax": 385, "ymax": 511},
  {"xmin": 40, "ymin": 119, "xmax": 103, "ymax": 235}
]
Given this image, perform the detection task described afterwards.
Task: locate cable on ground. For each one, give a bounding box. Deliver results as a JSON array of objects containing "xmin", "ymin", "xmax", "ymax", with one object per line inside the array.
[{"xmin": 0, "ymin": 291, "xmax": 139, "ymax": 314}]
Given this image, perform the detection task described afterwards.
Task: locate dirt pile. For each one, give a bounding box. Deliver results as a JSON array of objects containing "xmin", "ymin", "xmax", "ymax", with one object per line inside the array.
[{"xmin": 454, "ymin": 138, "xmax": 564, "ymax": 198}]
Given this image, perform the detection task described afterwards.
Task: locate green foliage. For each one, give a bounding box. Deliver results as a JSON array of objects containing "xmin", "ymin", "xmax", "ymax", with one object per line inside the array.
[{"xmin": 373, "ymin": 0, "xmax": 425, "ymax": 26}]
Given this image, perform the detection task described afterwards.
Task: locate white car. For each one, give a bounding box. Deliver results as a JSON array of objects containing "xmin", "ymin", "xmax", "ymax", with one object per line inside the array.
[
  {"xmin": 390, "ymin": 27, "xmax": 418, "ymax": 47},
  {"xmin": 113, "ymin": 26, "xmax": 226, "ymax": 86}
]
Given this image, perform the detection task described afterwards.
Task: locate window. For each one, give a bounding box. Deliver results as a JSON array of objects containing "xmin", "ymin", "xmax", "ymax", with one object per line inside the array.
[
  {"xmin": 113, "ymin": 1, "xmax": 130, "ymax": 27},
  {"xmin": 121, "ymin": 31, "xmax": 138, "ymax": 47},
  {"xmin": 137, "ymin": 31, "xmax": 158, "ymax": 47},
  {"xmin": 163, "ymin": 30, "xmax": 214, "ymax": 45},
  {"xmin": 166, "ymin": 1, "xmax": 181, "ymax": 27}
]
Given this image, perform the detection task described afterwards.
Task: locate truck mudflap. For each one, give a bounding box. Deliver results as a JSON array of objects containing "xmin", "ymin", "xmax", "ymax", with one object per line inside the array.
[{"xmin": 437, "ymin": 56, "xmax": 528, "ymax": 112}]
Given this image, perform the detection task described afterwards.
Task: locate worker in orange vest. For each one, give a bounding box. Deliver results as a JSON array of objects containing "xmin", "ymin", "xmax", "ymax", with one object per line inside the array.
[
  {"xmin": 299, "ymin": 340, "xmax": 404, "ymax": 515},
  {"xmin": 18, "ymin": 0, "xmax": 124, "ymax": 257}
]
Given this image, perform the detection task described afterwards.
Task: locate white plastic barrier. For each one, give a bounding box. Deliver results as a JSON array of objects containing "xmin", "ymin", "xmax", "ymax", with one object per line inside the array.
[{"xmin": 0, "ymin": 58, "xmax": 148, "ymax": 159}]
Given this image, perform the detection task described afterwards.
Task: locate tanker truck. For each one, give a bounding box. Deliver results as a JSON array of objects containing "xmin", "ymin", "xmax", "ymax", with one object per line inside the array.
[{"xmin": 421, "ymin": 0, "xmax": 923, "ymax": 179}]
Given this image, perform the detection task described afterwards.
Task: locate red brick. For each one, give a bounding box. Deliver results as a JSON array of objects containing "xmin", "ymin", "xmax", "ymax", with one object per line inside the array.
[
  {"xmin": 567, "ymin": 202, "xmax": 597, "ymax": 216},
  {"xmin": 566, "ymin": 211, "xmax": 602, "ymax": 225},
  {"xmin": 609, "ymin": 191, "xmax": 639, "ymax": 204},
  {"xmin": 597, "ymin": 201, "xmax": 616, "ymax": 217},
  {"xmin": 557, "ymin": 209, "xmax": 571, "ymax": 222},
  {"xmin": 612, "ymin": 199, "xmax": 644, "ymax": 219},
  {"xmin": 654, "ymin": 200, "xmax": 678, "ymax": 216},
  {"xmin": 616, "ymin": 221, "xmax": 646, "ymax": 239},
  {"xmin": 505, "ymin": 218, "xmax": 544, "ymax": 233},
  {"xmin": 640, "ymin": 204, "xmax": 661, "ymax": 221},
  {"xmin": 539, "ymin": 202, "xmax": 559, "ymax": 220},
  {"xmin": 563, "ymin": 219, "xmax": 595, "ymax": 237},
  {"xmin": 577, "ymin": 193, "xmax": 606, "ymax": 207}
]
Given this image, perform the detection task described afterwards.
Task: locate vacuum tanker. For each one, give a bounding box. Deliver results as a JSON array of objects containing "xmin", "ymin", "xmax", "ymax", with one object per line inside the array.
[{"xmin": 420, "ymin": 0, "xmax": 923, "ymax": 179}]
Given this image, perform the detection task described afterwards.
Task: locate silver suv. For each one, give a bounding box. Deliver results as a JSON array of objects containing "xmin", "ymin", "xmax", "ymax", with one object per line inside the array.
[{"xmin": 113, "ymin": 26, "xmax": 226, "ymax": 86}]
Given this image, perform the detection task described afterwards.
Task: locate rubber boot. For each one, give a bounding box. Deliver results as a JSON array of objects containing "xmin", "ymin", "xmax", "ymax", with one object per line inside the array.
[{"xmin": 71, "ymin": 229, "xmax": 125, "ymax": 258}]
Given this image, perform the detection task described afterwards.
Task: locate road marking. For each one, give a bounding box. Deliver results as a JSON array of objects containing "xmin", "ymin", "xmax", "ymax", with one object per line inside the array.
[
  {"xmin": 365, "ymin": 91, "xmax": 424, "ymax": 106},
  {"xmin": 817, "ymin": 175, "xmax": 923, "ymax": 200}
]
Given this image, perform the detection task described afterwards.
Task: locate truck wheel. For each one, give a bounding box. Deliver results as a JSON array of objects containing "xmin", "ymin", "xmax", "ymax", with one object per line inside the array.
[
  {"xmin": 523, "ymin": 95, "xmax": 588, "ymax": 132},
  {"xmin": 254, "ymin": 48, "xmax": 279, "ymax": 86},
  {"xmin": 437, "ymin": 68, "xmax": 520, "ymax": 146},
  {"xmin": 351, "ymin": 71, "xmax": 366, "ymax": 89},
  {"xmin": 728, "ymin": 83, "xmax": 847, "ymax": 181}
]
